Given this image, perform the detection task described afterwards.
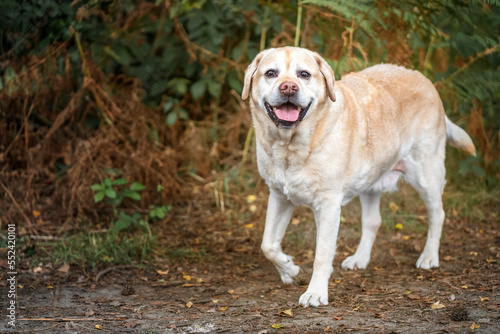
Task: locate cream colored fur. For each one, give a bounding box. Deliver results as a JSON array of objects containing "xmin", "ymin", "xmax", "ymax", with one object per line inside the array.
[{"xmin": 242, "ymin": 47, "xmax": 475, "ymax": 307}]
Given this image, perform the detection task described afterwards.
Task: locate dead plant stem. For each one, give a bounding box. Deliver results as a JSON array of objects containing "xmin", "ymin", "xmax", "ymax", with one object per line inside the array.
[
  {"xmin": 69, "ymin": 26, "xmax": 113, "ymax": 127},
  {"xmin": 445, "ymin": 46, "xmax": 499, "ymax": 83},
  {"xmin": 1, "ymin": 181, "xmax": 33, "ymax": 230},
  {"xmin": 295, "ymin": 0, "xmax": 303, "ymax": 47}
]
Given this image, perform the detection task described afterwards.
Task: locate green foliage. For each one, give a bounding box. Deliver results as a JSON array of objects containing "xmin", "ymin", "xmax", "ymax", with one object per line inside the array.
[
  {"xmin": 90, "ymin": 175, "xmax": 171, "ymax": 232},
  {"xmin": 2, "ymin": 0, "xmax": 498, "ymax": 137},
  {"xmin": 45, "ymin": 227, "xmax": 156, "ymax": 268},
  {"xmin": 1, "ymin": 0, "xmax": 499, "ymax": 269},
  {"xmin": 91, "ymin": 177, "xmax": 143, "ymax": 205}
]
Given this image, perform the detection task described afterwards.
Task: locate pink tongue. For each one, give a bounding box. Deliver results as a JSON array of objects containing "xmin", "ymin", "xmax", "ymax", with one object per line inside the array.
[{"xmin": 274, "ymin": 105, "xmax": 300, "ymax": 122}]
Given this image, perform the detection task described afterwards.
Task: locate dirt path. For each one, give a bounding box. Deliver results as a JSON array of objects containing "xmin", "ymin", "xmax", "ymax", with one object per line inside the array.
[{"xmin": 1, "ymin": 211, "xmax": 499, "ymax": 333}]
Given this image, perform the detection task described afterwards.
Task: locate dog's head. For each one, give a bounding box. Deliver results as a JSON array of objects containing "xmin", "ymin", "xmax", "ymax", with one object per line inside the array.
[{"xmin": 242, "ymin": 47, "xmax": 336, "ymax": 129}]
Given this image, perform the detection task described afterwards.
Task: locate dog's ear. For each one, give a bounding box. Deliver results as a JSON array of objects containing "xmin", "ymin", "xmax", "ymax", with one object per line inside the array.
[
  {"xmin": 241, "ymin": 49, "xmax": 270, "ymax": 100},
  {"xmin": 313, "ymin": 53, "xmax": 336, "ymax": 102}
]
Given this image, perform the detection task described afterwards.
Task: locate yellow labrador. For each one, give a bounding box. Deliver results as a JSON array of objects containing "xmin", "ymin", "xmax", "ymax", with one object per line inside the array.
[{"xmin": 242, "ymin": 47, "xmax": 475, "ymax": 307}]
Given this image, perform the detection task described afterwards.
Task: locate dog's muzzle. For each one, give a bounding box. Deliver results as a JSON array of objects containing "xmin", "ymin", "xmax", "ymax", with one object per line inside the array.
[{"xmin": 264, "ymin": 101, "xmax": 312, "ymax": 129}]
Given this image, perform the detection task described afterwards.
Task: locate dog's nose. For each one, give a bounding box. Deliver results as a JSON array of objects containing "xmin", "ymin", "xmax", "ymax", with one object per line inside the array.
[{"xmin": 279, "ymin": 81, "xmax": 298, "ymax": 96}]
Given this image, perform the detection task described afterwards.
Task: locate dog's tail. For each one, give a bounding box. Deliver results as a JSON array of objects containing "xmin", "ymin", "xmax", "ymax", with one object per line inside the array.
[{"xmin": 445, "ymin": 116, "xmax": 476, "ymax": 156}]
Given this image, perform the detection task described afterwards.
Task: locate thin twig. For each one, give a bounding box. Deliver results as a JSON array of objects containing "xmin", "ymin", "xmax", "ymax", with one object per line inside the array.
[
  {"xmin": 295, "ymin": 0, "xmax": 303, "ymax": 47},
  {"xmin": 444, "ymin": 46, "xmax": 499, "ymax": 83},
  {"xmin": 0, "ymin": 181, "xmax": 33, "ymax": 230},
  {"xmin": 29, "ymin": 235, "xmax": 61, "ymax": 241},
  {"xmin": 95, "ymin": 265, "xmax": 132, "ymax": 282},
  {"xmin": 1, "ymin": 104, "xmax": 35, "ymax": 159}
]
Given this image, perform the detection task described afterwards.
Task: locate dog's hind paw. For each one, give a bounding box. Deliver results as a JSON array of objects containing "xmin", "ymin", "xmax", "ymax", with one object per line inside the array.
[
  {"xmin": 278, "ymin": 256, "xmax": 300, "ymax": 284},
  {"xmin": 341, "ymin": 254, "xmax": 370, "ymax": 270}
]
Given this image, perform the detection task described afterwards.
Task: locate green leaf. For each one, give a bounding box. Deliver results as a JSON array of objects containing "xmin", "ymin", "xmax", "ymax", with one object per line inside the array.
[
  {"xmin": 104, "ymin": 168, "xmax": 121, "ymax": 176},
  {"xmin": 114, "ymin": 219, "xmax": 129, "ymax": 231},
  {"xmin": 150, "ymin": 207, "xmax": 166, "ymax": 219},
  {"xmin": 105, "ymin": 188, "xmax": 117, "ymax": 199},
  {"xmin": 112, "ymin": 178, "xmax": 129, "ymax": 185},
  {"xmin": 166, "ymin": 111, "xmax": 178, "ymax": 125},
  {"xmin": 123, "ymin": 190, "xmax": 141, "ymax": 201},
  {"xmin": 104, "ymin": 177, "xmax": 112, "ymax": 187},
  {"xmin": 129, "ymin": 182, "xmax": 146, "ymax": 191},
  {"xmin": 90, "ymin": 184, "xmax": 103, "ymax": 191},
  {"xmin": 178, "ymin": 108, "xmax": 189, "ymax": 120},
  {"xmin": 94, "ymin": 191, "xmax": 105, "ymax": 203},
  {"xmin": 207, "ymin": 81, "xmax": 221, "ymax": 97},
  {"xmin": 113, "ymin": 45, "xmax": 131, "ymax": 67},
  {"xmin": 190, "ymin": 80, "xmax": 206, "ymax": 100},
  {"xmin": 157, "ymin": 185, "xmax": 163, "ymax": 192},
  {"xmin": 163, "ymin": 100, "xmax": 176, "ymax": 113},
  {"xmin": 471, "ymin": 164, "xmax": 486, "ymax": 177}
]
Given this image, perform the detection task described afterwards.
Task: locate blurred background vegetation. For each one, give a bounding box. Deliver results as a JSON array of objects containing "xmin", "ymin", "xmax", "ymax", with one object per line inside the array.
[{"xmin": 0, "ymin": 0, "xmax": 499, "ymax": 268}]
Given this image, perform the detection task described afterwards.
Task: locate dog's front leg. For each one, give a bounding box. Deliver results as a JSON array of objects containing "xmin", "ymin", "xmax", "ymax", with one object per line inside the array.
[
  {"xmin": 261, "ymin": 191, "xmax": 299, "ymax": 284},
  {"xmin": 299, "ymin": 200, "xmax": 341, "ymax": 307}
]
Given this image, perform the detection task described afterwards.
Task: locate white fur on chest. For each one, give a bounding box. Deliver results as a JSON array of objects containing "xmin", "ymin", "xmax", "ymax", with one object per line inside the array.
[{"xmin": 257, "ymin": 142, "xmax": 324, "ymax": 208}]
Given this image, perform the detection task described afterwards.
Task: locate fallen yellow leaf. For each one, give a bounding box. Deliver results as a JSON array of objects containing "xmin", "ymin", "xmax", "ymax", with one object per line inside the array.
[
  {"xmin": 272, "ymin": 324, "xmax": 285, "ymax": 329},
  {"xmin": 353, "ymin": 305, "xmax": 362, "ymax": 311},
  {"xmin": 402, "ymin": 235, "xmax": 410, "ymax": 240},
  {"xmin": 291, "ymin": 218, "xmax": 301, "ymax": 225},
  {"xmin": 395, "ymin": 223, "xmax": 403, "ymax": 230},
  {"xmin": 212, "ymin": 299, "xmax": 218, "ymax": 304},
  {"xmin": 183, "ymin": 275, "xmax": 193, "ymax": 281},
  {"xmin": 156, "ymin": 269, "xmax": 169, "ymax": 275},
  {"xmin": 249, "ymin": 205, "xmax": 257, "ymax": 213},
  {"xmin": 32, "ymin": 210, "xmax": 41, "ymax": 217},
  {"xmin": 186, "ymin": 301, "xmax": 193, "ymax": 308},
  {"xmin": 227, "ymin": 289, "xmax": 235, "ymax": 294},
  {"xmin": 247, "ymin": 195, "xmax": 257, "ymax": 204},
  {"xmin": 278, "ymin": 309, "xmax": 293, "ymax": 317},
  {"xmin": 480, "ymin": 297, "xmax": 489, "ymax": 302},
  {"xmin": 182, "ymin": 283, "xmax": 194, "ymax": 287},
  {"xmin": 469, "ymin": 251, "xmax": 478, "ymax": 256},
  {"xmin": 431, "ymin": 301, "xmax": 445, "ymax": 309},
  {"xmin": 244, "ymin": 223, "xmax": 254, "ymax": 229},
  {"xmin": 47, "ymin": 285, "xmax": 54, "ymax": 289},
  {"xmin": 486, "ymin": 258, "xmax": 494, "ymax": 263},
  {"xmin": 57, "ymin": 264, "xmax": 70, "ymax": 273},
  {"xmin": 470, "ymin": 322, "xmax": 480, "ymax": 330},
  {"xmin": 462, "ymin": 285, "xmax": 468, "ymax": 289},
  {"xmin": 389, "ymin": 202, "xmax": 399, "ymax": 212},
  {"xmin": 219, "ymin": 306, "xmax": 228, "ymax": 311},
  {"xmin": 95, "ymin": 324, "xmax": 103, "ymax": 330}
]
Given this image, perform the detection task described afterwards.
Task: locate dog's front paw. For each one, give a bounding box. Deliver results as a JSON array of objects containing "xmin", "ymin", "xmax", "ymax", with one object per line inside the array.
[
  {"xmin": 341, "ymin": 254, "xmax": 370, "ymax": 270},
  {"xmin": 416, "ymin": 251, "xmax": 439, "ymax": 269},
  {"xmin": 278, "ymin": 255, "xmax": 300, "ymax": 284},
  {"xmin": 299, "ymin": 290, "xmax": 328, "ymax": 307}
]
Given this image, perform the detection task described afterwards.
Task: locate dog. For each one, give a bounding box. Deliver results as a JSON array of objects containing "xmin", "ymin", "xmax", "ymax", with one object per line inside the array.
[{"xmin": 241, "ymin": 47, "xmax": 475, "ymax": 307}]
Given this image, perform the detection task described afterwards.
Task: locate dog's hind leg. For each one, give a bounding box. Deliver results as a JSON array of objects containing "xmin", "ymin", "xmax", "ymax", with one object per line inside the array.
[
  {"xmin": 261, "ymin": 191, "xmax": 299, "ymax": 284},
  {"xmin": 406, "ymin": 147, "xmax": 446, "ymax": 269},
  {"xmin": 341, "ymin": 192, "xmax": 382, "ymax": 270}
]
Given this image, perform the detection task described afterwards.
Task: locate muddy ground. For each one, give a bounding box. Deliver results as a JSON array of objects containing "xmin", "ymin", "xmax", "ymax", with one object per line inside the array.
[{"xmin": 1, "ymin": 200, "xmax": 499, "ymax": 333}]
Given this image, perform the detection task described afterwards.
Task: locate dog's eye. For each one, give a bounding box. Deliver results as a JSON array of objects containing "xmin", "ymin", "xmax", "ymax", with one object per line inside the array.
[
  {"xmin": 298, "ymin": 71, "xmax": 311, "ymax": 79},
  {"xmin": 265, "ymin": 70, "xmax": 277, "ymax": 78}
]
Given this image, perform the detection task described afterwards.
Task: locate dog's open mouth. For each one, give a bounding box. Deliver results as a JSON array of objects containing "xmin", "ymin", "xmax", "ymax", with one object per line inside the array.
[{"xmin": 264, "ymin": 102, "xmax": 311, "ymax": 129}]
